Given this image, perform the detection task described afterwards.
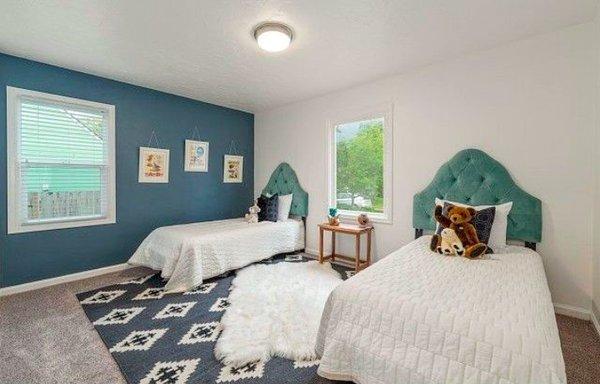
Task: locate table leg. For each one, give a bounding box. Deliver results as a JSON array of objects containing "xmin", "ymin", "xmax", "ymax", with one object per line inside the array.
[
  {"xmin": 319, "ymin": 228, "xmax": 324, "ymax": 263},
  {"xmin": 366, "ymin": 229, "xmax": 372, "ymax": 267},
  {"xmin": 331, "ymin": 232, "xmax": 336, "ymax": 262},
  {"xmin": 355, "ymin": 233, "xmax": 361, "ymax": 272}
]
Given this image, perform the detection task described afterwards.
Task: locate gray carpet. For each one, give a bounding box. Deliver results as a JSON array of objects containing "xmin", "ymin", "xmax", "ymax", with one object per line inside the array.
[
  {"xmin": 0, "ymin": 267, "xmax": 151, "ymax": 384},
  {"xmin": 1, "ymin": 265, "xmax": 599, "ymax": 384}
]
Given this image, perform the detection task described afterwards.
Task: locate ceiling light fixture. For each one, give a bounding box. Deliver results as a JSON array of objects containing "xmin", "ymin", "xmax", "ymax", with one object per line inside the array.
[{"xmin": 254, "ymin": 22, "xmax": 293, "ymax": 52}]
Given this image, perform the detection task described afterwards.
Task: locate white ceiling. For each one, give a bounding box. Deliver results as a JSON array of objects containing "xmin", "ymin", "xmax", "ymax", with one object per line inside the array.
[{"xmin": 0, "ymin": 1, "xmax": 596, "ymax": 112}]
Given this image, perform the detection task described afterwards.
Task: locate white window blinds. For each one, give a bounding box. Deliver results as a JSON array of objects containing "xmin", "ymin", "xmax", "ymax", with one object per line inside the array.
[{"xmin": 7, "ymin": 87, "xmax": 116, "ymax": 233}]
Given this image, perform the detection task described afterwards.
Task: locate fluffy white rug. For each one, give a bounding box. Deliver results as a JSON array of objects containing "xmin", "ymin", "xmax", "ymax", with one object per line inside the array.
[{"xmin": 214, "ymin": 261, "xmax": 343, "ymax": 366}]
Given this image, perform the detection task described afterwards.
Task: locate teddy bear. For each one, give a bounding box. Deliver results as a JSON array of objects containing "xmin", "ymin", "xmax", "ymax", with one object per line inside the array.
[
  {"xmin": 430, "ymin": 204, "xmax": 487, "ymax": 258},
  {"xmin": 244, "ymin": 200, "xmax": 261, "ymax": 224},
  {"xmin": 436, "ymin": 228, "xmax": 465, "ymax": 256}
]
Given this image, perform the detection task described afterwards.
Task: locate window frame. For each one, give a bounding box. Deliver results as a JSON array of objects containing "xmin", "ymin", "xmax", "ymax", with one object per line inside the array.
[
  {"xmin": 6, "ymin": 86, "xmax": 116, "ymax": 234},
  {"xmin": 327, "ymin": 103, "xmax": 393, "ymax": 224}
]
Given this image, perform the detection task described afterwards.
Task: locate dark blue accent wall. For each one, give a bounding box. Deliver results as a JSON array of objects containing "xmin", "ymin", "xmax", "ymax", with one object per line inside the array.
[{"xmin": 0, "ymin": 53, "xmax": 254, "ymax": 287}]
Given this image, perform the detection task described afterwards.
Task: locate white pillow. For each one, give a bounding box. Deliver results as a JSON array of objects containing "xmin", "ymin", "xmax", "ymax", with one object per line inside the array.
[
  {"xmin": 277, "ymin": 194, "xmax": 293, "ymax": 221},
  {"xmin": 435, "ymin": 198, "xmax": 513, "ymax": 249}
]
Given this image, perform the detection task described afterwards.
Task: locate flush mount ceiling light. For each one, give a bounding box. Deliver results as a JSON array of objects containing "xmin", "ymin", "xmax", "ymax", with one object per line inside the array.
[{"xmin": 254, "ymin": 22, "xmax": 293, "ymax": 52}]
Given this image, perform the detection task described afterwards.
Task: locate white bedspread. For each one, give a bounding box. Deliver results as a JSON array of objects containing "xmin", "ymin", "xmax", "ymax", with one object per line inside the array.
[
  {"xmin": 316, "ymin": 236, "xmax": 565, "ymax": 384},
  {"xmin": 128, "ymin": 218, "xmax": 304, "ymax": 292}
]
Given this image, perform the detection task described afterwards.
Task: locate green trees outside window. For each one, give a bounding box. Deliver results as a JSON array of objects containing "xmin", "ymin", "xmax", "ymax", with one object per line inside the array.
[{"xmin": 335, "ymin": 117, "xmax": 384, "ymax": 213}]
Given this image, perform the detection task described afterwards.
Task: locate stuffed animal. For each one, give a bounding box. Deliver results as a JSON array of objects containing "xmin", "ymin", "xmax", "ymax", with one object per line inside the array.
[
  {"xmin": 245, "ymin": 200, "xmax": 261, "ymax": 224},
  {"xmin": 436, "ymin": 228, "xmax": 465, "ymax": 256},
  {"xmin": 430, "ymin": 204, "xmax": 487, "ymax": 258}
]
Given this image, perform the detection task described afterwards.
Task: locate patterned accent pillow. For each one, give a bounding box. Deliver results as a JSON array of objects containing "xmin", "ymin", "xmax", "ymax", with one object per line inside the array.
[
  {"xmin": 257, "ymin": 194, "xmax": 278, "ymax": 222},
  {"xmin": 436, "ymin": 203, "xmax": 496, "ymax": 253}
]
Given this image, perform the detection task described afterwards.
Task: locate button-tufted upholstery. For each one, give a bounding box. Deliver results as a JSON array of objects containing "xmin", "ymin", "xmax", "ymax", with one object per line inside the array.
[
  {"xmin": 262, "ymin": 163, "xmax": 308, "ymax": 218},
  {"xmin": 413, "ymin": 149, "xmax": 541, "ymax": 243}
]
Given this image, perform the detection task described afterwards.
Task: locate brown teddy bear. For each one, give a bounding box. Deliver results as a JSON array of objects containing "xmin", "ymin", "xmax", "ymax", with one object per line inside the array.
[{"xmin": 430, "ymin": 204, "xmax": 487, "ymax": 259}]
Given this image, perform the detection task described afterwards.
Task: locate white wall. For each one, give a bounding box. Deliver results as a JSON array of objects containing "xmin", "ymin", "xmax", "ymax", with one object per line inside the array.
[
  {"xmin": 593, "ymin": 17, "xmax": 600, "ymax": 324},
  {"xmin": 255, "ymin": 23, "xmax": 597, "ymax": 312}
]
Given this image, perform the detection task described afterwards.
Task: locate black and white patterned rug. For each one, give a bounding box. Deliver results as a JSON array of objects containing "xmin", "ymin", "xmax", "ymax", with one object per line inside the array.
[{"xmin": 77, "ymin": 256, "xmax": 353, "ymax": 384}]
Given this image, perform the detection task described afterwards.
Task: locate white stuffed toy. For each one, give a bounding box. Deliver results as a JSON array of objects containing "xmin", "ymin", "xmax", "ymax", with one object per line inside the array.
[
  {"xmin": 245, "ymin": 200, "xmax": 261, "ymax": 224},
  {"xmin": 437, "ymin": 228, "xmax": 465, "ymax": 256}
]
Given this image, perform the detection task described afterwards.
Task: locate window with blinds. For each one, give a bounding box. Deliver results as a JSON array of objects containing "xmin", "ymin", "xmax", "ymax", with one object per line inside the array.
[{"xmin": 7, "ymin": 87, "xmax": 116, "ymax": 233}]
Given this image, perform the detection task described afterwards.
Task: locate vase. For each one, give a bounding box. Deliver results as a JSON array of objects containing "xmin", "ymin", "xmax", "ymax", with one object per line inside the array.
[{"xmin": 328, "ymin": 216, "xmax": 340, "ymax": 226}]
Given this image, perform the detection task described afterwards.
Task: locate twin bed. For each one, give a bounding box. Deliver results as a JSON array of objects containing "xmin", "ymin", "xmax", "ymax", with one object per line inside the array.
[
  {"xmin": 128, "ymin": 162, "xmax": 308, "ymax": 292},
  {"xmin": 316, "ymin": 149, "xmax": 565, "ymax": 384},
  {"xmin": 128, "ymin": 150, "xmax": 565, "ymax": 384}
]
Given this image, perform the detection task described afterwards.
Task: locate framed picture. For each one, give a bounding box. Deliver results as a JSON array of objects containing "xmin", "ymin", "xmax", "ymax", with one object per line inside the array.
[
  {"xmin": 223, "ymin": 155, "xmax": 243, "ymax": 183},
  {"xmin": 184, "ymin": 140, "xmax": 209, "ymax": 172},
  {"xmin": 139, "ymin": 147, "xmax": 170, "ymax": 183}
]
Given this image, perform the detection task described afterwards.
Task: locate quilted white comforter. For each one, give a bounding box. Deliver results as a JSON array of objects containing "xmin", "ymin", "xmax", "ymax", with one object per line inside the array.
[
  {"xmin": 128, "ymin": 218, "xmax": 304, "ymax": 292},
  {"xmin": 316, "ymin": 236, "xmax": 565, "ymax": 384}
]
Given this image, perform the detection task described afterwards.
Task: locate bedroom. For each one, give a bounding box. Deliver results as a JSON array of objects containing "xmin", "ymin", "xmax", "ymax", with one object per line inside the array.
[{"xmin": 1, "ymin": 1, "xmax": 599, "ymax": 384}]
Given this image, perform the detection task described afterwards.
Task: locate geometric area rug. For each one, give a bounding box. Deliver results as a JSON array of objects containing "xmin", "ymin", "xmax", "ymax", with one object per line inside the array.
[{"xmin": 77, "ymin": 255, "xmax": 353, "ymax": 384}]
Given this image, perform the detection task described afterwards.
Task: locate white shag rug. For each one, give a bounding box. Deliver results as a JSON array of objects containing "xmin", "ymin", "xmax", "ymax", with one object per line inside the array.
[{"xmin": 214, "ymin": 260, "xmax": 343, "ymax": 366}]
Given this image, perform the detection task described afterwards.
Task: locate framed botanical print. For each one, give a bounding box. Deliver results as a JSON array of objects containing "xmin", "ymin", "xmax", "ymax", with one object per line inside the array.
[
  {"xmin": 184, "ymin": 140, "xmax": 209, "ymax": 172},
  {"xmin": 139, "ymin": 147, "xmax": 170, "ymax": 183},
  {"xmin": 223, "ymin": 155, "xmax": 243, "ymax": 183}
]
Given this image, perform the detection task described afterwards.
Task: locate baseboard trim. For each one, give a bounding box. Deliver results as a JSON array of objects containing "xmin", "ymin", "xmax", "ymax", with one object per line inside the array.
[
  {"xmin": 553, "ymin": 303, "xmax": 591, "ymax": 320},
  {"xmin": 2, "ymin": 254, "xmax": 598, "ymax": 337},
  {"xmin": 0, "ymin": 263, "xmax": 132, "ymax": 297},
  {"xmin": 591, "ymin": 309, "xmax": 600, "ymax": 338}
]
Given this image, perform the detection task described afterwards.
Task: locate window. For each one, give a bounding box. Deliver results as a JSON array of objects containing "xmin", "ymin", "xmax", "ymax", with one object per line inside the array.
[
  {"xmin": 328, "ymin": 105, "xmax": 393, "ymax": 223},
  {"xmin": 7, "ymin": 87, "xmax": 116, "ymax": 233}
]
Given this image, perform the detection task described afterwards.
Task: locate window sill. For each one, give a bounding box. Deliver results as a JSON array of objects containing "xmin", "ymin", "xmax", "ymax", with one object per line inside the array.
[
  {"xmin": 8, "ymin": 216, "xmax": 116, "ymax": 234},
  {"xmin": 338, "ymin": 210, "xmax": 392, "ymax": 225}
]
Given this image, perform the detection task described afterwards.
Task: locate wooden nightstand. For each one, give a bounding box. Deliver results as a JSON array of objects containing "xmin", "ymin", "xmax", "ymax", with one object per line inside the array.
[{"xmin": 318, "ymin": 223, "xmax": 373, "ymax": 273}]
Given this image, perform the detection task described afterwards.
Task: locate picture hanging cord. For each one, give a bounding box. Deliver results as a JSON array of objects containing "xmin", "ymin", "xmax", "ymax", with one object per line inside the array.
[
  {"xmin": 189, "ymin": 126, "xmax": 202, "ymax": 141},
  {"xmin": 227, "ymin": 140, "xmax": 240, "ymax": 155},
  {"xmin": 146, "ymin": 129, "xmax": 161, "ymax": 148}
]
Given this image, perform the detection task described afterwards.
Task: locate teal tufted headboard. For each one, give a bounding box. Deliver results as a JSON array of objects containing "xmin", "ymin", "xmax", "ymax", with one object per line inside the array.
[
  {"xmin": 413, "ymin": 149, "xmax": 541, "ymax": 245},
  {"xmin": 262, "ymin": 163, "xmax": 308, "ymax": 218}
]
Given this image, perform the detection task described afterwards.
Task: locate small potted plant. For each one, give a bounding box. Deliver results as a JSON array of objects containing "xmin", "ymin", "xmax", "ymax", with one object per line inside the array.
[{"xmin": 328, "ymin": 207, "xmax": 340, "ymax": 226}]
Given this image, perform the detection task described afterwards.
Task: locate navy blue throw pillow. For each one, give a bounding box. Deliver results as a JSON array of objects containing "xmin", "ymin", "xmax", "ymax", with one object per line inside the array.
[
  {"xmin": 436, "ymin": 203, "xmax": 496, "ymax": 253},
  {"xmin": 257, "ymin": 194, "xmax": 278, "ymax": 222}
]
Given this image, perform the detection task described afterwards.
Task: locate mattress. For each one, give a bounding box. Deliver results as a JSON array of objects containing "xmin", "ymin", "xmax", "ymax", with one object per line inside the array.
[
  {"xmin": 128, "ymin": 218, "xmax": 304, "ymax": 292},
  {"xmin": 316, "ymin": 236, "xmax": 565, "ymax": 384}
]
